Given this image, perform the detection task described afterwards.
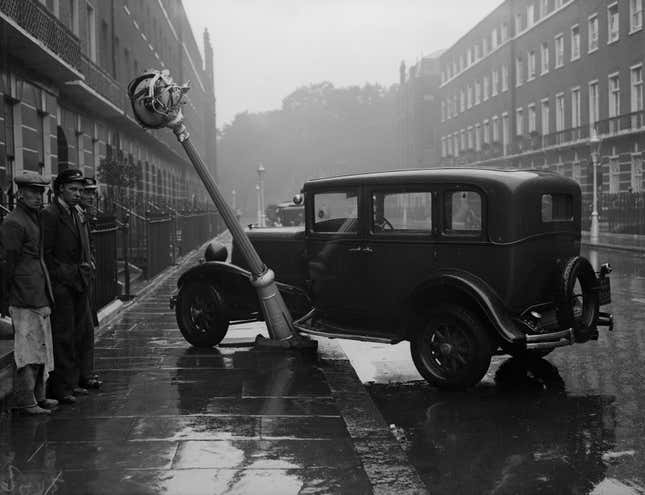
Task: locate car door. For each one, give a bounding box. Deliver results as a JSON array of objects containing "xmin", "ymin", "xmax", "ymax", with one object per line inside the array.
[
  {"xmin": 363, "ymin": 185, "xmax": 439, "ymax": 331},
  {"xmin": 305, "ymin": 187, "xmax": 370, "ymax": 325}
]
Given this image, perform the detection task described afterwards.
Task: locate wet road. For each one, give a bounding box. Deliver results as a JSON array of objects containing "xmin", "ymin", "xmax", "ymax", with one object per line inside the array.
[{"xmin": 342, "ymin": 246, "xmax": 645, "ymax": 494}]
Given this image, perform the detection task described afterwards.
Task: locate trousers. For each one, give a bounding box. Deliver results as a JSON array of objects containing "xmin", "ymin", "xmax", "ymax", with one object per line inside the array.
[
  {"xmin": 13, "ymin": 364, "xmax": 46, "ymax": 409},
  {"xmin": 48, "ymin": 285, "xmax": 91, "ymax": 399}
]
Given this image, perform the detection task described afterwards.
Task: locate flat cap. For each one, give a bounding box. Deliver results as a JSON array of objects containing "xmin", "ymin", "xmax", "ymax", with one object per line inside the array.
[
  {"xmin": 83, "ymin": 177, "xmax": 99, "ymax": 189},
  {"xmin": 14, "ymin": 171, "xmax": 49, "ymax": 189},
  {"xmin": 54, "ymin": 168, "xmax": 84, "ymax": 185}
]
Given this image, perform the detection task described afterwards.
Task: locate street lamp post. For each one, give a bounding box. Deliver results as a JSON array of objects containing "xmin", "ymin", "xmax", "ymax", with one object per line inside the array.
[
  {"xmin": 258, "ymin": 164, "xmax": 266, "ymax": 227},
  {"xmin": 256, "ymin": 184, "xmax": 262, "ymax": 227},
  {"xmin": 127, "ymin": 69, "xmax": 314, "ymax": 349},
  {"xmin": 590, "ymin": 129, "xmax": 601, "ymax": 244}
]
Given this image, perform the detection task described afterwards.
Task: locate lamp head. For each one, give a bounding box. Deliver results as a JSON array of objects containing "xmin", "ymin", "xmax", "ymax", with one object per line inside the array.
[{"xmin": 127, "ymin": 69, "xmax": 190, "ymax": 129}]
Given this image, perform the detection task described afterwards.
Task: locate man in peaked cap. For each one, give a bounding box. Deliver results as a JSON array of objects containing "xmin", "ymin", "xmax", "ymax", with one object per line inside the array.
[
  {"xmin": 42, "ymin": 168, "xmax": 94, "ymax": 404},
  {"xmin": 0, "ymin": 171, "xmax": 58, "ymax": 414},
  {"xmin": 76, "ymin": 176, "xmax": 102, "ymax": 390}
]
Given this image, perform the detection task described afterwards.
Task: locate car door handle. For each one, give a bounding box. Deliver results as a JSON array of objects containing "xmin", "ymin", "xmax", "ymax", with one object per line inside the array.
[{"xmin": 347, "ymin": 247, "xmax": 374, "ymax": 254}]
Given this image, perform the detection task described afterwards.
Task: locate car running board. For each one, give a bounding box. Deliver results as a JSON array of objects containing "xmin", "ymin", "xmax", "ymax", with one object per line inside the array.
[{"xmin": 293, "ymin": 309, "xmax": 400, "ymax": 344}]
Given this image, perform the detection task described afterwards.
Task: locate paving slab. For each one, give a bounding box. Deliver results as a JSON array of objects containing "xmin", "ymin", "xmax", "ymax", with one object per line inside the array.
[{"xmin": 0, "ymin": 236, "xmax": 427, "ymax": 494}]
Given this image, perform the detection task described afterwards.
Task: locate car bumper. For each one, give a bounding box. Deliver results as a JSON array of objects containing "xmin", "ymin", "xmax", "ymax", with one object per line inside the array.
[{"xmin": 524, "ymin": 311, "xmax": 614, "ymax": 350}]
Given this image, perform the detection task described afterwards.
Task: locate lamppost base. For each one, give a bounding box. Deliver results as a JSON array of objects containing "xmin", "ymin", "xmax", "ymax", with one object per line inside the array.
[{"xmin": 254, "ymin": 333, "xmax": 318, "ymax": 351}]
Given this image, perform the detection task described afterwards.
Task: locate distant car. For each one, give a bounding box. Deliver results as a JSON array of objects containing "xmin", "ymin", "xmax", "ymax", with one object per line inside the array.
[
  {"xmin": 265, "ymin": 201, "xmax": 304, "ymax": 227},
  {"xmin": 171, "ymin": 168, "xmax": 613, "ymax": 389}
]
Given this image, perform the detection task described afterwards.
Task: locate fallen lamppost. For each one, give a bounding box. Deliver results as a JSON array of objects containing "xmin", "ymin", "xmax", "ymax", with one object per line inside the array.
[{"xmin": 127, "ymin": 70, "xmax": 315, "ymax": 350}]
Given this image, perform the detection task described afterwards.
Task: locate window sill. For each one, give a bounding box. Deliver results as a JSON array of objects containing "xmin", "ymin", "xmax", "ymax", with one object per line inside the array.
[
  {"xmin": 607, "ymin": 38, "xmax": 620, "ymax": 45},
  {"xmin": 588, "ymin": 46, "xmax": 599, "ymax": 54},
  {"xmin": 629, "ymin": 26, "xmax": 643, "ymax": 35},
  {"xmin": 570, "ymin": 55, "xmax": 581, "ymax": 62}
]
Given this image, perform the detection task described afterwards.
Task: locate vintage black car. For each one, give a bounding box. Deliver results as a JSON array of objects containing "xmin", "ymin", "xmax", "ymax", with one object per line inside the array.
[{"xmin": 171, "ymin": 168, "xmax": 613, "ymax": 389}]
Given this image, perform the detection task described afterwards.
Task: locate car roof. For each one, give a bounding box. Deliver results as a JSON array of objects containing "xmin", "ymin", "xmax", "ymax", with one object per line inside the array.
[{"xmin": 302, "ymin": 167, "xmax": 567, "ymax": 190}]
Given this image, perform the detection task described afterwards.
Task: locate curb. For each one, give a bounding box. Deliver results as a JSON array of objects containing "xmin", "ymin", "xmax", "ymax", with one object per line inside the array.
[
  {"xmin": 317, "ymin": 338, "xmax": 428, "ymax": 494},
  {"xmin": 582, "ymin": 240, "xmax": 645, "ymax": 253}
]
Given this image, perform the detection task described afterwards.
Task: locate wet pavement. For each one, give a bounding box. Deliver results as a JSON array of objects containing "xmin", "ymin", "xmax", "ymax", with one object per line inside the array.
[
  {"xmin": 0, "ymin": 244, "xmax": 426, "ymax": 495},
  {"xmin": 345, "ymin": 245, "xmax": 645, "ymax": 494}
]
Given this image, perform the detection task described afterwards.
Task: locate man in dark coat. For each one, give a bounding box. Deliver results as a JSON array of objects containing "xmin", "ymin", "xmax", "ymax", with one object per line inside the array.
[
  {"xmin": 42, "ymin": 169, "xmax": 93, "ymax": 403},
  {"xmin": 76, "ymin": 176, "xmax": 102, "ymax": 389},
  {"xmin": 0, "ymin": 171, "xmax": 58, "ymax": 414}
]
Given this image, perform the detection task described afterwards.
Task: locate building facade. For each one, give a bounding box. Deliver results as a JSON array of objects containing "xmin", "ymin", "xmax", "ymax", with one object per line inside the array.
[
  {"xmin": 397, "ymin": 53, "xmax": 442, "ymax": 169},
  {"xmin": 0, "ymin": 0, "xmax": 216, "ymax": 210},
  {"xmin": 436, "ymin": 0, "xmax": 645, "ymax": 231}
]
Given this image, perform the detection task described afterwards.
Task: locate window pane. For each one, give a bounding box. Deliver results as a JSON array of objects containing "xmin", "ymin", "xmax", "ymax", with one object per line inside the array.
[
  {"xmin": 372, "ymin": 191, "xmax": 433, "ymax": 232},
  {"xmin": 444, "ymin": 191, "xmax": 482, "ymax": 234},
  {"xmin": 541, "ymin": 194, "xmax": 574, "ymax": 222},
  {"xmin": 313, "ymin": 191, "xmax": 358, "ymax": 233}
]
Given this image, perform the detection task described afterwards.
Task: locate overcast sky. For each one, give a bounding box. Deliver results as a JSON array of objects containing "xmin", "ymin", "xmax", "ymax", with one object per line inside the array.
[{"xmin": 182, "ymin": 0, "xmax": 502, "ymax": 127}]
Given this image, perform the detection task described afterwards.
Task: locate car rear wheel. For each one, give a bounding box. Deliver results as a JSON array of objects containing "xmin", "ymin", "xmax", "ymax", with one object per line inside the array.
[
  {"xmin": 176, "ymin": 281, "xmax": 229, "ymax": 348},
  {"xmin": 411, "ymin": 304, "xmax": 492, "ymax": 390}
]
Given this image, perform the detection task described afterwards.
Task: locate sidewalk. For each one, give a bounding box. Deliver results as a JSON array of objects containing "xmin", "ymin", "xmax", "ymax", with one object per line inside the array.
[
  {"xmin": 0, "ymin": 237, "xmax": 427, "ymax": 494},
  {"xmin": 582, "ymin": 230, "xmax": 645, "ymax": 253}
]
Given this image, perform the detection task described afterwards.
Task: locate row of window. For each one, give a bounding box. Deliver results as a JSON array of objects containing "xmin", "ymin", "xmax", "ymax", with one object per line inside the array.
[
  {"xmin": 441, "ymin": 5, "xmax": 644, "ymax": 122},
  {"xmin": 441, "ymin": 0, "xmax": 643, "ymax": 87},
  {"xmin": 440, "ymin": 65, "xmax": 645, "ymax": 157},
  {"xmin": 312, "ymin": 190, "xmax": 483, "ymax": 235}
]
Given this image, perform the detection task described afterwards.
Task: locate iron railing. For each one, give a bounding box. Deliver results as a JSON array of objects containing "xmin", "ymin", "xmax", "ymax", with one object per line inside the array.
[
  {"xmin": 0, "ymin": 0, "xmax": 81, "ymax": 70},
  {"xmin": 593, "ymin": 110, "xmax": 645, "ymax": 137},
  {"xmin": 602, "ymin": 192, "xmax": 645, "ymax": 235},
  {"xmin": 90, "ymin": 215, "xmax": 119, "ymax": 310}
]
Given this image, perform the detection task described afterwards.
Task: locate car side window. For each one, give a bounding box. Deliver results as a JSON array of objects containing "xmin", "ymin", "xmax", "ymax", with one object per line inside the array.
[
  {"xmin": 444, "ymin": 190, "xmax": 482, "ymax": 234},
  {"xmin": 313, "ymin": 191, "xmax": 359, "ymax": 233},
  {"xmin": 372, "ymin": 191, "xmax": 433, "ymax": 233}
]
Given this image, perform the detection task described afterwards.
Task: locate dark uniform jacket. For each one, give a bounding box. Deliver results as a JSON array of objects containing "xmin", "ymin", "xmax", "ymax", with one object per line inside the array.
[
  {"xmin": 42, "ymin": 199, "xmax": 92, "ymax": 294},
  {"xmin": 0, "ymin": 201, "xmax": 54, "ymax": 308}
]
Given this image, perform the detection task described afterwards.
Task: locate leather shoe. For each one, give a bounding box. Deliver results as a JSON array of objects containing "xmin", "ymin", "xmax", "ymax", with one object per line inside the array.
[
  {"xmin": 80, "ymin": 378, "xmax": 102, "ymax": 389},
  {"xmin": 17, "ymin": 405, "xmax": 51, "ymax": 415},
  {"xmin": 59, "ymin": 394, "xmax": 77, "ymax": 404},
  {"xmin": 73, "ymin": 387, "xmax": 89, "ymax": 396},
  {"xmin": 38, "ymin": 399, "xmax": 59, "ymax": 410}
]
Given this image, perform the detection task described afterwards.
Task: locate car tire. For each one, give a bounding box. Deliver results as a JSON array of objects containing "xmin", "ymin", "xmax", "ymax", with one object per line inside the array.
[
  {"xmin": 176, "ymin": 280, "xmax": 229, "ymax": 348},
  {"xmin": 557, "ymin": 256, "xmax": 599, "ymax": 338},
  {"xmin": 410, "ymin": 304, "xmax": 492, "ymax": 390}
]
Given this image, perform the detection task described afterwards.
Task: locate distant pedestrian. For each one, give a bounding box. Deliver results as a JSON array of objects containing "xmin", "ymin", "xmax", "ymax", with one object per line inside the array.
[
  {"xmin": 0, "ymin": 171, "xmax": 58, "ymax": 414},
  {"xmin": 76, "ymin": 176, "xmax": 102, "ymax": 389},
  {"xmin": 42, "ymin": 169, "xmax": 93, "ymax": 404}
]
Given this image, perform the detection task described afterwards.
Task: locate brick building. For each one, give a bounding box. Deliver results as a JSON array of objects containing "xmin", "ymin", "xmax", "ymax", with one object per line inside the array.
[
  {"xmin": 436, "ymin": 0, "xmax": 645, "ymax": 232},
  {"xmin": 397, "ymin": 52, "xmax": 443, "ymax": 169},
  {"xmin": 0, "ymin": 0, "xmax": 216, "ymax": 210}
]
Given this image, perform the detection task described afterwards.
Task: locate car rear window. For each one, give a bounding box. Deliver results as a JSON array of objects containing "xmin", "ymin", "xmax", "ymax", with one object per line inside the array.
[
  {"xmin": 313, "ymin": 191, "xmax": 358, "ymax": 233},
  {"xmin": 541, "ymin": 193, "xmax": 574, "ymax": 222},
  {"xmin": 443, "ymin": 191, "xmax": 482, "ymax": 235}
]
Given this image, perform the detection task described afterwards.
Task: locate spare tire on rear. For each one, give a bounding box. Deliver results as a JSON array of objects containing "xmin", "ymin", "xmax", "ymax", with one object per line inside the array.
[{"xmin": 556, "ymin": 256, "xmax": 599, "ymax": 340}]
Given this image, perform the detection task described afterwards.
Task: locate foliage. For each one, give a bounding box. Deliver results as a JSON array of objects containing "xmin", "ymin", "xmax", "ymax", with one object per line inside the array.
[{"xmin": 217, "ymin": 82, "xmax": 399, "ymax": 216}]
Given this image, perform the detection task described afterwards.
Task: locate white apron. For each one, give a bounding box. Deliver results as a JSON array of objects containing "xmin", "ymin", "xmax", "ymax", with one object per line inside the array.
[{"xmin": 10, "ymin": 306, "xmax": 54, "ymax": 375}]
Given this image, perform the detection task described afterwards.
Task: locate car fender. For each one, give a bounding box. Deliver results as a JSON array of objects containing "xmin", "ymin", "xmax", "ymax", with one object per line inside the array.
[
  {"xmin": 177, "ymin": 261, "xmax": 260, "ymax": 318},
  {"xmin": 176, "ymin": 262, "xmax": 312, "ymax": 322},
  {"xmin": 406, "ymin": 270, "xmax": 524, "ymax": 344}
]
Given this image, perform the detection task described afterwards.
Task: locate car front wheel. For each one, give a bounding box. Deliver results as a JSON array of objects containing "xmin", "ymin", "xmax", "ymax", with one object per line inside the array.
[
  {"xmin": 411, "ymin": 304, "xmax": 492, "ymax": 390},
  {"xmin": 176, "ymin": 281, "xmax": 229, "ymax": 348}
]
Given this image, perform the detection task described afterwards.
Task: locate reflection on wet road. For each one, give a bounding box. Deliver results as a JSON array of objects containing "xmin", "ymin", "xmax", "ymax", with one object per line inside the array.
[{"xmin": 348, "ymin": 246, "xmax": 645, "ymax": 494}]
